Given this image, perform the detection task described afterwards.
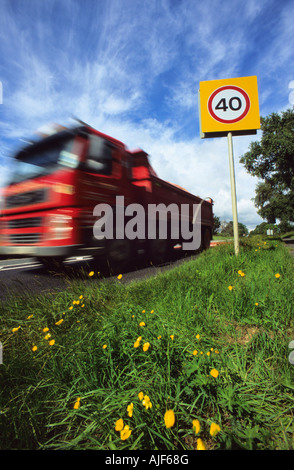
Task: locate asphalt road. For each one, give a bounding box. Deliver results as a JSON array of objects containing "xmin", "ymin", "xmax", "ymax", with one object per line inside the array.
[{"xmin": 0, "ymin": 250, "xmax": 200, "ymax": 304}]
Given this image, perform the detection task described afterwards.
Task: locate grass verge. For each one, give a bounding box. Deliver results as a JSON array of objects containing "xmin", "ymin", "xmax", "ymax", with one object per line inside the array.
[{"xmin": 0, "ymin": 236, "xmax": 294, "ymax": 450}]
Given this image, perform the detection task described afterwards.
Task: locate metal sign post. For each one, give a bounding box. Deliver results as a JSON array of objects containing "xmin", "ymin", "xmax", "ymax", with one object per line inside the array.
[{"xmin": 227, "ymin": 132, "xmax": 239, "ymax": 255}]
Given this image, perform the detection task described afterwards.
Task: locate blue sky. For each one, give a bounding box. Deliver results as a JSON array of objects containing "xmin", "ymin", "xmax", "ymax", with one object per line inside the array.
[{"xmin": 0, "ymin": 0, "xmax": 294, "ymax": 230}]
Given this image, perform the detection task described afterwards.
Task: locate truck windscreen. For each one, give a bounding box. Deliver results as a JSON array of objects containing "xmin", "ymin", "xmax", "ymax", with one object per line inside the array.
[{"xmin": 9, "ymin": 137, "xmax": 76, "ymax": 184}]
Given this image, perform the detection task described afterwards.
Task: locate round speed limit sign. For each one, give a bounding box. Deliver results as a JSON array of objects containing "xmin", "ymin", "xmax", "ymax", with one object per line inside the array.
[{"xmin": 208, "ymin": 85, "xmax": 250, "ymax": 124}]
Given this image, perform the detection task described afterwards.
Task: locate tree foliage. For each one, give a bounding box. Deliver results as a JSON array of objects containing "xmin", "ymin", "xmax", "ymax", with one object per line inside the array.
[{"xmin": 240, "ymin": 108, "xmax": 294, "ymax": 225}]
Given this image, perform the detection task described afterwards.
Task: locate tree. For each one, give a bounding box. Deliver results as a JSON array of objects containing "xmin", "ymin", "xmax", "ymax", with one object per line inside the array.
[
  {"xmin": 240, "ymin": 108, "xmax": 294, "ymax": 226},
  {"xmin": 220, "ymin": 221, "xmax": 248, "ymax": 237},
  {"xmin": 212, "ymin": 215, "xmax": 221, "ymax": 235}
]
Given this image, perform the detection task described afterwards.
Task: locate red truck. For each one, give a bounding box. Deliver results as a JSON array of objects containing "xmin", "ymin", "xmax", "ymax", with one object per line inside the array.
[{"xmin": 0, "ymin": 121, "xmax": 213, "ymax": 272}]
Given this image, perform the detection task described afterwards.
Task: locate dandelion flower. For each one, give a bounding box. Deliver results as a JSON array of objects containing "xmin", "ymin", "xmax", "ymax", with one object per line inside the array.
[
  {"xmin": 210, "ymin": 368, "xmax": 219, "ymax": 378},
  {"xmin": 44, "ymin": 333, "xmax": 51, "ymax": 340},
  {"xmin": 12, "ymin": 326, "xmax": 20, "ymax": 333},
  {"xmin": 138, "ymin": 391, "xmax": 144, "ymax": 401},
  {"xmin": 115, "ymin": 418, "xmax": 124, "ymax": 431},
  {"xmin": 275, "ymin": 273, "xmax": 281, "ymax": 278},
  {"xmin": 55, "ymin": 319, "xmax": 64, "ymax": 326},
  {"xmin": 196, "ymin": 438, "xmax": 206, "ymax": 450},
  {"xmin": 164, "ymin": 409, "xmax": 175, "ymax": 428},
  {"xmin": 196, "ymin": 334, "xmax": 200, "ymax": 340},
  {"xmin": 27, "ymin": 315, "xmax": 34, "ymax": 319},
  {"xmin": 127, "ymin": 403, "xmax": 134, "ymax": 417},
  {"xmin": 120, "ymin": 425, "xmax": 132, "ymax": 440},
  {"xmin": 193, "ymin": 350, "xmax": 198, "ymax": 356},
  {"xmin": 43, "ymin": 327, "xmax": 49, "ymax": 333},
  {"xmin": 210, "ymin": 422, "xmax": 221, "ymax": 437},
  {"xmin": 157, "ymin": 335, "xmax": 162, "ymax": 339},
  {"xmin": 89, "ymin": 271, "xmax": 94, "ymax": 276},
  {"xmin": 255, "ymin": 302, "xmax": 259, "ymax": 306},
  {"xmin": 228, "ymin": 285, "xmax": 233, "ymax": 291},
  {"xmin": 192, "ymin": 419, "xmax": 200, "ymax": 435},
  {"xmin": 170, "ymin": 335, "xmax": 174, "ymax": 340},
  {"xmin": 79, "ymin": 295, "xmax": 83, "ymax": 299},
  {"xmin": 69, "ymin": 306, "xmax": 73, "ymax": 310},
  {"xmin": 117, "ymin": 274, "xmax": 122, "ymax": 280},
  {"xmin": 142, "ymin": 309, "xmax": 145, "ymax": 313},
  {"xmin": 150, "ymin": 310, "xmax": 154, "ymax": 314},
  {"xmin": 73, "ymin": 397, "xmax": 81, "ymax": 409},
  {"xmin": 139, "ymin": 321, "xmax": 146, "ymax": 327},
  {"xmin": 102, "ymin": 344, "xmax": 107, "ymax": 349},
  {"xmin": 32, "ymin": 345, "xmax": 38, "ymax": 352},
  {"xmin": 143, "ymin": 342, "xmax": 150, "ymax": 352},
  {"xmin": 49, "ymin": 339, "xmax": 55, "ymax": 346},
  {"xmin": 206, "ymin": 351, "xmax": 210, "ymax": 356}
]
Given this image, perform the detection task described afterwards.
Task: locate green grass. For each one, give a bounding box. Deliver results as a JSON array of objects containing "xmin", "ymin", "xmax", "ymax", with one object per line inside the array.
[{"xmin": 1, "ymin": 236, "xmax": 294, "ymax": 450}]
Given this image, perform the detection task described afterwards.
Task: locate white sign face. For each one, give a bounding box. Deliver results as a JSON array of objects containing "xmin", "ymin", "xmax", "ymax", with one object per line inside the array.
[{"xmin": 207, "ymin": 85, "xmax": 250, "ymax": 124}]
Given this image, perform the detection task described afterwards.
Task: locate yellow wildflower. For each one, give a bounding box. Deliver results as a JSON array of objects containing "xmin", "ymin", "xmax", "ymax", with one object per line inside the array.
[
  {"xmin": 49, "ymin": 339, "xmax": 55, "ymax": 346},
  {"xmin": 120, "ymin": 425, "xmax": 132, "ymax": 440},
  {"xmin": 164, "ymin": 409, "xmax": 175, "ymax": 428},
  {"xmin": 27, "ymin": 315, "xmax": 34, "ymax": 319},
  {"xmin": 255, "ymin": 302, "xmax": 259, "ymax": 306},
  {"xmin": 89, "ymin": 271, "xmax": 94, "ymax": 276},
  {"xmin": 69, "ymin": 306, "xmax": 73, "ymax": 310},
  {"xmin": 102, "ymin": 344, "xmax": 107, "ymax": 349},
  {"xmin": 115, "ymin": 418, "xmax": 124, "ymax": 431},
  {"xmin": 196, "ymin": 334, "xmax": 200, "ymax": 340},
  {"xmin": 150, "ymin": 310, "xmax": 154, "ymax": 314},
  {"xmin": 142, "ymin": 309, "xmax": 145, "ymax": 313},
  {"xmin": 44, "ymin": 333, "xmax": 51, "ymax": 340},
  {"xmin": 228, "ymin": 285, "xmax": 233, "ymax": 291},
  {"xmin": 32, "ymin": 345, "xmax": 37, "ymax": 352},
  {"xmin": 142, "ymin": 395, "xmax": 152, "ymax": 410},
  {"xmin": 143, "ymin": 342, "xmax": 150, "ymax": 352},
  {"xmin": 193, "ymin": 350, "xmax": 198, "ymax": 356},
  {"xmin": 138, "ymin": 391, "xmax": 144, "ymax": 401},
  {"xmin": 43, "ymin": 327, "xmax": 49, "ymax": 333},
  {"xmin": 157, "ymin": 335, "xmax": 162, "ymax": 339},
  {"xmin": 55, "ymin": 319, "xmax": 64, "ymax": 326},
  {"xmin": 139, "ymin": 321, "xmax": 146, "ymax": 327},
  {"xmin": 210, "ymin": 368, "xmax": 219, "ymax": 378},
  {"xmin": 192, "ymin": 419, "xmax": 200, "ymax": 435},
  {"xmin": 79, "ymin": 295, "xmax": 83, "ymax": 299},
  {"xmin": 170, "ymin": 335, "xmax": 174, "ymax": 340},
  {"xmin": 275, "ymin": 273, "xmax": 281, "ymax": 278},
  {"xmin": 210, "ymin": 422, "xmax": 221, "ymax": 437},
  {"xmin": 196, "ymin": 438, "xmax": 206, "ymax": 450},
  {"xmin": 117, "ymin": 274, "xmax": 122, "ymax": 280},
  {"xmin": 127, "ymin": 403, "xmax": 134, "ymax": 418},
  {"xmin": 73, "ymin": 397, "xmax": 81, "ymax": 409},
  {"xmin": 12, "ymin": 326, "xmax": 20, "ymax": 333}
]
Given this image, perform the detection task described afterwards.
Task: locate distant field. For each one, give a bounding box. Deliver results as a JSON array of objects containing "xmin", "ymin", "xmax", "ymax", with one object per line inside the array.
[{"xmin": 1, "ymin": 236, "xmax": 293, "ymax": 450}]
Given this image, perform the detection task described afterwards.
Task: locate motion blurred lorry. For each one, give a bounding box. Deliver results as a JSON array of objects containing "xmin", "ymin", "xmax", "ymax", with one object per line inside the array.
[{"xmin": 0, "ymin": 122, "xmax": 213, "ymax": 270}]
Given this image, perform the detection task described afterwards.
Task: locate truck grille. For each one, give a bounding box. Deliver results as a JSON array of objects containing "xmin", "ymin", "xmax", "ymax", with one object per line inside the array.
[
  {"xmin": 10, "ymin": 233, "xmax": 41, "ymax": 244},
  {"xmin": 6, "ymin": 189, "xmax": 47, "ymax": 209},
  {"xmin": 8, "ymin": 217, "xmax": 42, "ymax": 229}
]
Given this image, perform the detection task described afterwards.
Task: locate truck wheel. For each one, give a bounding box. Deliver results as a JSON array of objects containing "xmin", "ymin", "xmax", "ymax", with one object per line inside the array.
[
  {"xmin": 106, "ymin": 239, "xmax": 133, "ymax": 274},
  {"xmin": 201, "ymin": 228, "xmax": 211, "ymax": 250},
  {"xmin": 37, "ymin": 257, "xmax": 65, "ymax": 270},
  {"xmin": 148, "ymin": 239, "xmax": 168, "ymax": 264}
]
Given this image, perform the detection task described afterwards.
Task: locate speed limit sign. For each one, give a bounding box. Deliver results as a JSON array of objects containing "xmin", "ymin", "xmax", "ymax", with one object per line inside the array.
[
  {"xmin": 199, "ymin": 76, "xmax": 260, "ymax": 137},
  {"xmin": 208, "ymin": 86, "xmax": 250, "ymax": 124}
]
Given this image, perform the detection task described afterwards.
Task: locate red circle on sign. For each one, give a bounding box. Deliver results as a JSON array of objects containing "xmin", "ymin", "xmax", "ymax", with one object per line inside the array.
[{"xmin": 208, "ymin": 85, "xmax": 250, "ymax": 124}]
